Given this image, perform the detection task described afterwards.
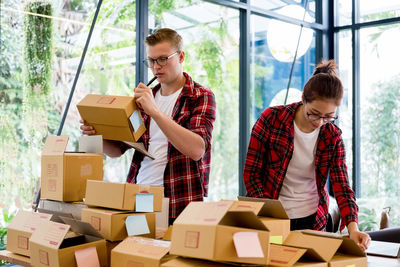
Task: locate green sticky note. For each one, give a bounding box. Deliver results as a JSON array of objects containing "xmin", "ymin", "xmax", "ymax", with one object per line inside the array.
[{"xmin": 270, "ymin": 235, "xmax": 283, "ymax": 244}]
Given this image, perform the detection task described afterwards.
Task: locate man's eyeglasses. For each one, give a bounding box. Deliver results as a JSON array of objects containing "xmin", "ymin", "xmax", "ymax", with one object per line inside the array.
[
  {"xmin": 307, "ymin": 112, "xmax": 338, "ymax": 123},
  {"xmin": 143, "ymin": 51, "xmax": 179, "ymax": 68}
]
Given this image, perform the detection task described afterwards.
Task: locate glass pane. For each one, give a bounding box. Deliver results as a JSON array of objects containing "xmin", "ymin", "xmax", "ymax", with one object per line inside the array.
[
  {"xmin": 337, "ymin": 30, "xmax": 353, "ymax": 188},
  {"xmin": 336, "ymin": 0, "xmax": 352, "ymax": 26},
  {"xmin": 251, "ymin": 0, "xmax": 316, "ymax": 23},
  {"xmin": 360, "ymin": 0, "xmax": 400, "ymax": 23},
  {"xmin": 149, "ymin": 1, "xmax": 240, "ymax": 201},
  {"xmin": 250, "ymin": 14, "xmax": 316, "ymax": 125},
  {"xmin": 359, "ymin": 24, "xmax": 400, "ymax": 230},
  {"xmin": 0, "ymin": 0, "xmax": 135, "ymax": 214}
]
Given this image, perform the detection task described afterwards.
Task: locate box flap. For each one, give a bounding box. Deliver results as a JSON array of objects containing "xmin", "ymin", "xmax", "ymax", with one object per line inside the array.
[
  {"xmin": 219, "ymin": 211, "xmax": 269, "ymax": 231},
  {"xmin": 174, "ymin": 201, "xmax": 233, "ymax": 226},
  {"xmin": 228, "ymin": 200, "xmax": 264, "ymax": 215},
  {"xmin": 114, "ymin": 236, "xmax": 170, "ymax": 260},
  {"xmin": 42, "ymin": 136, "xmax": 69, "ymax": 156},
  {"xmin": 284, "ymin": 231, "xmax": 342, "ymax": 262},
  {"xmin": 37, "ymin": 208, "xmax": 75, "ymax": 223},
  {"xmin": 29, "ymin": 220, "xmax": 70, "ymax": 249},
  {"xmin": 237, "ymin": 196, "xmax": 289, "ymax": 219},
  {"xmin": 123, "ymin": 141, "xmax": 155, "ymax": 160},
  {"xmin": 60, "ymin": 216, "xmax": 103, "ymax": 239},
  {"xmin": 268, "ymin": 244, "xmax": 307, "ymax": 266},
  {"xmin": 78, "ymin": 135, "xmax": 103, "ymax": 154},
  {"xmin": 8, "ymin": 210, "xmax": 53, "ymax": 232},
  {"xmin": 338, "ymin": 236, "xmax": 366, "ymax": 257}
]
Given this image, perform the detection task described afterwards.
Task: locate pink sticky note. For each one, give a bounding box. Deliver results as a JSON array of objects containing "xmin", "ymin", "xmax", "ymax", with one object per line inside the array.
[
  {"xmin": 74, "ymin": 246, "xmax": 100, "ymax": 267},
  {"xmin": 233, "ymin": 232, "xmax": 265, "ymax": 258}
]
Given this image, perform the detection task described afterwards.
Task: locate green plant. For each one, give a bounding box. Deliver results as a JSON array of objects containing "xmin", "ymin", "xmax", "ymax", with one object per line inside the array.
[{"xmin": 0, "ymin": 209, "xmax": 15, "ymax": 250}]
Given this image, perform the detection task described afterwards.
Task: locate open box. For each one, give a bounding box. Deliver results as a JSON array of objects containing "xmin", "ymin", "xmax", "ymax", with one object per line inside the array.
[
  {"xmin": 268, "ymin": 230, "xmax": 367, "ymax": 267},
  {"xmin": 235, "ymin": 196, "xmax": 290, "ymax": 244},
  {"xmin": 6, "ymin": 210, "xmax": 53, "ymax": 257},
  {"xmin": 29, "ymin": 216, "xmax": 107, "ymax": 267},
  {"xmin": 170, "ymin": 201, "xmax": 270, "ymax": 265}
]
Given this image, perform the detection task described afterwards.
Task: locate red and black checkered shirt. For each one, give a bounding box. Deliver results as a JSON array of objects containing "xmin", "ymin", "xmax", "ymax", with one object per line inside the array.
[
  {"xmin": 125, "ymin": 72, "xmax": 216, "ymax": 219},
  {"xmin": 243, "ymin": 102, "xmax": 358, "ymax": 231}
]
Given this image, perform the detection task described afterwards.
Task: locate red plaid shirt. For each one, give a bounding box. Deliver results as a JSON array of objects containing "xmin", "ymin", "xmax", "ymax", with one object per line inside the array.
[
  {"xmin": 243, "ymin": 102, "xmax": 358, "ymax": 231},
  {"xmin": 124, "ymin": 72, "xmax": 216, "ymax": 218}
]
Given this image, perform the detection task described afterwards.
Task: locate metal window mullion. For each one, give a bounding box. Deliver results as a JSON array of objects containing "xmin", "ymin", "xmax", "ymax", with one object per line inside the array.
[
  {"xmin": 239, "ymin": 1, "xmax": 250, "ymax": 197},
  {"xmin": 136, "ymin": 0, "xmax": 148, "ymax": 85},
  {"xmin": 352, "ymin": 0, "xmax": 361, "ymax": 197}
]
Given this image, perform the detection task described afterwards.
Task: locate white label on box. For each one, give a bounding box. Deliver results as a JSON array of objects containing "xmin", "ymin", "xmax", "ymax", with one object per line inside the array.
[
  {"xmin": 125, "ymin": 215, "xmax": 150, "ymax": 236},
  {"xmin": 135, "ymin": 193, "xmax": 154, "ymax": 212},
  {"xmin": 233, "ymin": 232, "xmax": 264, "ymax": 258},
  {"xmin": 80, "ymin": 164, "xmax": 93, "ymax": 176},
  {"xmin": 129, "ymin": 110, "xmax": 142, "ymax": 132},
  {"xmin": 79, "ymin": 135, "xmax": 103, "ymax": 154}
]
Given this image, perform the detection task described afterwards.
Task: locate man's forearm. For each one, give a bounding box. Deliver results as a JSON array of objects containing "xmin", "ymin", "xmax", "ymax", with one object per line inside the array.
[
  {"xmin": 152, "ymin": 110, "xmax": 205, "ymax": 161},
  {"xmin": 103, "ymin": 140, "xmax": 123, "ymax": 158}
]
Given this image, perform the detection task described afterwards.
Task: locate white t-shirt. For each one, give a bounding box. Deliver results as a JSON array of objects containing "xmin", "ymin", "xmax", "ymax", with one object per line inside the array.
[
  {"xmin": 278, "ymin": 121, "xmax": 320, "ymax": 219},
  {"xmin": 136, "ymin": 88, "xmax": 183, "ymax": 186}
]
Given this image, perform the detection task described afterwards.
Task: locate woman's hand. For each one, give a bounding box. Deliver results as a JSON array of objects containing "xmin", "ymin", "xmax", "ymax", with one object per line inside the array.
[{"xmin": 347, "ymin": 222, "xmax": 371, "ymax": 251}]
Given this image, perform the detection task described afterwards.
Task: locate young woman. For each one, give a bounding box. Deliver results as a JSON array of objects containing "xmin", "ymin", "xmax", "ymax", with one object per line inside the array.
[{"xmin": 243, "ymin": 60, "xmax": 370, "ymax": 251}]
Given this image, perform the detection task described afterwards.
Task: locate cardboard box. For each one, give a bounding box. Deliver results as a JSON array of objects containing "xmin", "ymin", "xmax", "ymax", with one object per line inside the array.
[
  {"xmin": 29, "ymin": 217, "xmax": 107, "ymax": 267},
  {"xmin": 77, "ymin": 94, "xmax": 146, "ymax": 142},
  {"xmin": 269, "ymin": 230, "xmax": 367, "ymax": 267},
  {"xmin": 41, "ymin": 135, "xmax": 103, "ymax": 202},
  {"xmin": 170, "ymin": 201, "xmax": 270, "ymax": 265},
  {"xmin": 161, "ymin": 256, "xmax": 235, "ymax": 266},
  {"xmin": 300, "ymin": 230, "xmax": 367, "ymax": 267},
  {"xmin": 81, "ymin": 207, "xmax": 156, "ymax": 241},
  {"xmin": 235, "ymin": 196, "xmax": 290, "ymax": 244},
  {"xmin": 85, "ymin": 180, "xmax": 164, "ymax": 211},
  {"xmin": 111, "ymin": 236, "xmax": 172, "ymax": 267},
  {"xmin": 6, "ymin": 210, "xmax": 52, "ymax": 256},
  {"xmin": 268, "ymin": 244, "xmax": 327, "ymax": 267},
  {"xmin": 106, "ymin": 241, "xmax": 120, "ymax": 267}
]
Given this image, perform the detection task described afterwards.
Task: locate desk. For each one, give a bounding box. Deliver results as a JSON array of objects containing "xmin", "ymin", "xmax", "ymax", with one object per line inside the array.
[
  {"xmin": 0, "ymin": 250, "xmax": 31, "ymax": 267},
  {"xmin": 1, "ymin": 249, "xmax": 400, "ymax": 266}
]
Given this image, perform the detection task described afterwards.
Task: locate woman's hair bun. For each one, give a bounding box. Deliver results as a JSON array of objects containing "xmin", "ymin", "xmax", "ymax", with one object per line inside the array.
[{"xmin": 313, "ymin": 59, "xmax": 338, "ymax": 76}]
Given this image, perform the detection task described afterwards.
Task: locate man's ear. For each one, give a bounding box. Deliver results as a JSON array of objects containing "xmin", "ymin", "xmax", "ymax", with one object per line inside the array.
[
  {"xmin": 301, "ymin": 93, "xmax": 305, "ymax": 104},
  {"xmin": 179, "ymin": 51, "xmax": 185, "ymax": 63}
]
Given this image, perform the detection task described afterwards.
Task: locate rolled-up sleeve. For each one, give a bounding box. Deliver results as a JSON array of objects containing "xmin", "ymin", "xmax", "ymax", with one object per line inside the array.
[
  {"xmin": 330, "ymin": 137, "xmax": 358, "ymax": 231},
  {"xmin": 189, "ymin": 91, "xmax": 216, "ymax": 152}
]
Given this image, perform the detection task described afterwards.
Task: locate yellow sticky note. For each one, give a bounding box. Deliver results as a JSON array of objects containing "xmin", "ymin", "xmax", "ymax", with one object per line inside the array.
[
  {"xmin": 345, "ymin": 265, "xmax": 355, "ymax": 267},
  {"xmin": 270, "ymin": 235, "xmax": 283, "ymax": 244}
]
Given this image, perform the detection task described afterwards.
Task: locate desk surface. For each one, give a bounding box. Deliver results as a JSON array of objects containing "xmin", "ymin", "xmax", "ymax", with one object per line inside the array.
[
  {"xmin": 1, "ymin": 250, "xmax": 400, "ymax": 266},
  {"xmin": 0, "ymin": 250, "xmax": 31, "ymax": 267}
]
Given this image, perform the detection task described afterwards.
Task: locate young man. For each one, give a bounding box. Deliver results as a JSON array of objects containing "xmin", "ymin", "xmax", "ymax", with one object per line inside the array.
[{"xmin": 81, "ymin": 28, "xmax": 216, "ymax": 224}]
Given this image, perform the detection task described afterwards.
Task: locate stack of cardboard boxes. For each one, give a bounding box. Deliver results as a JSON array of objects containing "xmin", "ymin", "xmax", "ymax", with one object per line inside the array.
[{"xmin": 83, "ymin": 180, "xmax": 164, "ymax": 242}]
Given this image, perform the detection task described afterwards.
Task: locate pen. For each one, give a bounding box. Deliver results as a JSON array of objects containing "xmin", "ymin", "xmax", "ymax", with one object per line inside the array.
[{"xmin": 146, "ymin": 76, "xmax": 157, "ymax": 87}]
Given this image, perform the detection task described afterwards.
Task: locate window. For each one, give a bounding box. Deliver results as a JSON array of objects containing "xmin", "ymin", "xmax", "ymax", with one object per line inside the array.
[{"xmin": 250, "ymin": 12, "xmax": 316, "ymax": 123}]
